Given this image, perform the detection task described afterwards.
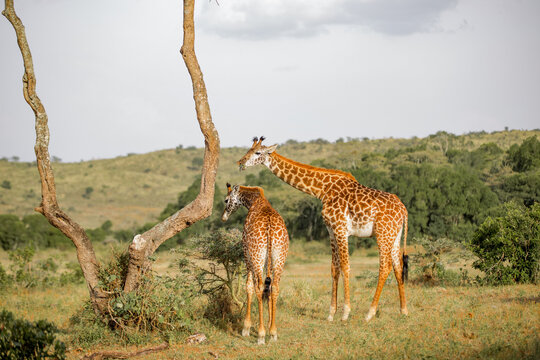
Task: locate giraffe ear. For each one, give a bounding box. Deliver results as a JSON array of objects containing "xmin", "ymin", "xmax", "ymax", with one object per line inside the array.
[
  {"xmin": 233, "ymin": 185, "xmax": 240, "ymax": 191},
  {"xmin": 265, "ymin": 144, "xmax": 278, "ymax": 153}
]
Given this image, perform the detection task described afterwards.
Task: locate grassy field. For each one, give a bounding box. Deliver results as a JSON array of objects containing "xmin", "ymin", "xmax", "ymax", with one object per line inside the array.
[
  {"xmin": 1, "ymin": 130, "xmax": 539, "ymax": 358},
  {"xmin": 1, "ymin": 243, "xmax": 538, "ymax": 360},
  {"xmin": 1, "ymin": 129, "xmax": 538, "ymax": 229}
]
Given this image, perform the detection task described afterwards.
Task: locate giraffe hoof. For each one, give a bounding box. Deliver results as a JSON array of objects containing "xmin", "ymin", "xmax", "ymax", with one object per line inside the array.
[
  {"xmin": 401, "ymin": 308, "xmax": 409, "ymax": 316},
  {"xmin": 365, "ymin": 308, "xmax": 377, "ymax": 322},
  {"xmin": 270, "ymin": 334, "xmax": 278, "ymax": 342},
  {"xmin": 257, "ymin": 337, "xmax": 265, "ymax": 345},
  {"xmin": 327, "ymin": 315, "xmax": 334, "ymax": 322},
  {"xmin": 341, "ymin": 305, "xmax": 351, "ymax": 321},
  {"xmin": 242, "ymin": 328, "xmax": 250, "ymax": 337}
]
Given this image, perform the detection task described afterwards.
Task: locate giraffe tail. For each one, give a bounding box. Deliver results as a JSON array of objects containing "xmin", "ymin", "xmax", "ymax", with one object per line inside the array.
[
  {"xmin": 262, "ymin": 277, "xmax": 272, "ymax": 301},
  {"xmin": 263, "ymin": 220, "xmax": 273, "ymax": 301},
  {"xmin": 402, "ymin": 212, "xmax": 409, "ymax": 283}
]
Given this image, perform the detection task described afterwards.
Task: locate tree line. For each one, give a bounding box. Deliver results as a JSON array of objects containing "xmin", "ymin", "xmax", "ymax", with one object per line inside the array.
[{"xmin": 1, "ymin": 135, "xmax": 538, "ymax": 252}]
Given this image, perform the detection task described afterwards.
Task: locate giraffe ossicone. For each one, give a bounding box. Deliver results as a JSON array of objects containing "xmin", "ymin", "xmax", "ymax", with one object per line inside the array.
[
  {"xmin": 237, "ymin": 137, "xmax": 409, "ymax": 322},
  {"xmin": 222, "ymin": 183, "xmax": 289, "ymax": 343}
]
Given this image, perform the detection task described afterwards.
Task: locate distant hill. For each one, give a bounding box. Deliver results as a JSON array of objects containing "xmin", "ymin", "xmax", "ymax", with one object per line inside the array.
[{"xmin": 0, "ymin": 129, "xmax": 538, "ymax": 230}]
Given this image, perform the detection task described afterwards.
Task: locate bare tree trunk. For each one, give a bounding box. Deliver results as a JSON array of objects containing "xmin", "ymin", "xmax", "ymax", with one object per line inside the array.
[
  {"xmin": 3, "ymin": 0, "xmax": 220, "ymax": 316},
  {"xmin": 123, "ymin": 0, "xmax": 220, "ymax": 292},
  {"xmin": 2, "ymin": 0, "xmax": 109, "ymax": 317}
]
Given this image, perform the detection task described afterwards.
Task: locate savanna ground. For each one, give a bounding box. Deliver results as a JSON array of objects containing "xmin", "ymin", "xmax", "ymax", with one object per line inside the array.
[{"xmin": 1, "ymin": 241, "xmax": 538, "ymax": 360}]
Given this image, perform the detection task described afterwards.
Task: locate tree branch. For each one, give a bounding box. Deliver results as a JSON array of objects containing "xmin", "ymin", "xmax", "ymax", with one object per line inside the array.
[
  {"xmin": 123, "ymin": 0, "xmax": 220, "ymax": 292},
  {"xmin": 2, "ymin": 0, "xmax": 108, "ymax": 316},
  {"xmin": 82, "ymin": 342, "xmax": 169, "ymax": 360}
]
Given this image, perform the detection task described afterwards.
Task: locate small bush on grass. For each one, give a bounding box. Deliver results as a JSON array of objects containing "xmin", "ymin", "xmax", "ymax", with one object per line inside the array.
[
  {"xmin": 0, "ymin": 263, "xmax": 13, "ymax": 289},
  {"xmin": 70, "ymin": 249, "xmax": 197, "ymax": 346},
  {"xmin": 2, "ymin": 246, "xmax": 83, "ymax": 288},
  {"xmin": 0, "ymin": 309, "xmax": 66, "ymax": 360},
  {"xmin": 470, "ymin": 202, "xmax": 540, "ymax": 285},
  {"xmin": 179, "ymin": 229, "xmax": 245, "ymax": 330},
  {"xmin": 9, "ymin": 246, "xmax": 37, "ymax": 287},
  {"xmin": 412, "ymin": 237, "xmax": 473, "ymax": 286}
]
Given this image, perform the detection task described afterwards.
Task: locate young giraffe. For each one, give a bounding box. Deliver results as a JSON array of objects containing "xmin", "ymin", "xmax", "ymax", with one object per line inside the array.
[
  {"xmin": 237, "ymin": 137, "xmax": 408, "ymax": 322},
  {"xmin": 221, "ymin": 183, "xmax": 289, "ymax": 344}
]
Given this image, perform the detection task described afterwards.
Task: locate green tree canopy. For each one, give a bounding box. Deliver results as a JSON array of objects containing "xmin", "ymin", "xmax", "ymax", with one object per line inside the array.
[
  {"xmin": 470, "ymin": 202, "xmax": 540, "ymax": 284},
  {"xmin": 506, "ymin": 136, "xmax": 540, "ymax": 172}
]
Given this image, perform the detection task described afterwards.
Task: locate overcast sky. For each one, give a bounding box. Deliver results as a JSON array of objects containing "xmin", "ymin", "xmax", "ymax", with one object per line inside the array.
[{"xmin": 1, "ymin": 0, "xmax": 539, "ymax": 162}]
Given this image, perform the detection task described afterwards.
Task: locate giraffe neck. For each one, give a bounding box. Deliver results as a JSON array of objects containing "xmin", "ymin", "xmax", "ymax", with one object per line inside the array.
[
  {"xmin": 266, "ymin": 152, "xmax": 355, "ymax": 199},
  {"xmin": 238, "ymin": 186, "xmax": 266, "ymax": 209}
]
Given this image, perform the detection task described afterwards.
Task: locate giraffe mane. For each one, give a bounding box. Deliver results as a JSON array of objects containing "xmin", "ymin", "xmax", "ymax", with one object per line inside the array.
[
  {"xmin": 272, "ymin": 152, "xmax": 357, "ymax": 181},
  {"xmin": 238, "ymin": 185, "xmax": 265, "ymax": 198}
]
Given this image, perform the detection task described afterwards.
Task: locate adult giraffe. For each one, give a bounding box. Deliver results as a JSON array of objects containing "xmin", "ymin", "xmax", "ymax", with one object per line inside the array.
[{"xmin": 237, "ymin": 137, "xmax": 408, "ymax": 321}]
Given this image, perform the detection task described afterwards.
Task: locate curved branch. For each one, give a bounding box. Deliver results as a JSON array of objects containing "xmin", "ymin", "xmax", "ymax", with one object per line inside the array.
[
  {"xmin": 82, "ymin": 342, "xmax": 169, "ymax": 360},
  {"xmin": 2, "ymin": 0, "xmax": 108, "ymax": 316},
  {"xmin": 123, "ymin": 0, "xmax": 220, "ymax": 292}
]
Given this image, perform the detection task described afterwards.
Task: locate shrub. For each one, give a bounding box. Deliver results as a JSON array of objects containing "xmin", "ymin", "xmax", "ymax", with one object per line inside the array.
[
  {"xmin": 114, "ymin": 229, "xmax": 135, "ymax": 242},
  {"xmin": 92, "ymin": 250, "xmax": 196, "ymax": 338},
  {"xmin": 0, "ymin": 310, "xmax": 66, "ymax": 360},
  {"xmin": 470, "ymin": 202, "xmax": 540, "ymax": 285},
  {"xmin": 9, "ymin": 246, "xmax": 37, "ymax": 287},
  {"xmin": 412, "ymin": 237, "xmax": 455, "ymax": 285},
  {"xmin": 86, "ymin": 220, "xmax": 114, "ymax": 242},
  {"xmin": 82, "ymin": 186, "xmax": 93, "ymax": 199},
  {"xmin": 23, "ymin": 214, "xmax": 70, "ymax": 249},
  {"xmin": 187, "ymin": 228, "xmax": 244, "ymax": 307},
  {"xmin": 188, "ymin": 157, "xmax": 204, "ymax": 170},
  {"xmin": 288, "ymin": 197, "xmax": 326, "ymax": 242},
  {"xmin": 506, "ymin": 136, "xmax": 540, "ymax": 172},
  {"xmin": 1, "ymin": 180, "xmax": 11, "ymax": 190},
  {"xmin": 0, "ymin": 214, "xmax": 29, "ymax": 250},
  {"xmin": 496, "ymin": 171, "xmax": 540, "ymax": 207},
  {"xmin": 86, "ymin": 227, "xmax": 107, "ymax": 242},
  {"xmin": 0, "ymin": 263, "xmax": 13, "ymax": 290},
  {"xmin": 3, "ymin": 246, "xmax": 82, "ymax": 288},
  {"xmin": 177, "ymin": 229, "xmax": 245, "ymax": 329}
]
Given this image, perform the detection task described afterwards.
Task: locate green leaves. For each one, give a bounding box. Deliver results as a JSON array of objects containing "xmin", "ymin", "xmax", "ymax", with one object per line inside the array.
[
  {"xmin": 506, "ymin": 136, "xmax": 540, "ymax": 172},
  {"xmin": 470, "ymin": 202, "xmax": 540, "ymax": 285},
  {"xmin": 95, "ymin": 250, "xmax": 196, "ymax": 335},
  {"xmin": 0, "ymin": 310, "xmax": 66, "ymax": 360}
]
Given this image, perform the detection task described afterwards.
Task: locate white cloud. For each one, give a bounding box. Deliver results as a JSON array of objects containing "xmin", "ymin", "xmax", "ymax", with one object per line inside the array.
[{"xmin": 197, "ymin": 0, "xmax": 458, "ymax": 39}]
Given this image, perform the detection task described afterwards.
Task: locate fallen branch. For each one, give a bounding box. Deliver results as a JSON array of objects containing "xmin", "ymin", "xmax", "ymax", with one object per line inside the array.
[{"xmin": 82, "ymin": 343, "xmax": 169, "ymax": 360}]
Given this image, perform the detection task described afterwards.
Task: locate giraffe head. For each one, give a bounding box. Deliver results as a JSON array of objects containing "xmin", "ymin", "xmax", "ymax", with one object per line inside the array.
[
  {"xmin": 221, "ymin": 183, "xmax": 241, "ymax": 221},
  {"xmin": 237, "ymin": 136, "xmax": 278, "ymax": 171}
]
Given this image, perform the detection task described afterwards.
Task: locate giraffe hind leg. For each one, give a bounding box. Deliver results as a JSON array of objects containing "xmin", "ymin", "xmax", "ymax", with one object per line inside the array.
[
  {"xmin": 254, "ymin": 273, "xmax": 266, "ymax": 344},
  {"xmin": 243, "ymin": 271, "xmax": 254, "ymax": 336},
  {"xmin": 391, "ymin": 229, "xmax": 408, "ymax": 315},
  {"xmin": 366, "ymin": 249, "xmax": 392, "ymax": 322}
]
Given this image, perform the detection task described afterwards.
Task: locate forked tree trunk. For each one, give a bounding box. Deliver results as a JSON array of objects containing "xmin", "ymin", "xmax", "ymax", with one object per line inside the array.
[
  {"xmin": 2, "ymin": 0, "xmax": 220, "ymax": 317},
  {"xmin": 123, "ymin": 0, "xmax": 220, "ymax": 292}
]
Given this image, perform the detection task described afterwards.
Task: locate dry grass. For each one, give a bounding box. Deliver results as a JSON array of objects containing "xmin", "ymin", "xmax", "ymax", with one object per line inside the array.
[{"xmin": 1, "ymin": 245, "xmax": 538, "ymax": 360}]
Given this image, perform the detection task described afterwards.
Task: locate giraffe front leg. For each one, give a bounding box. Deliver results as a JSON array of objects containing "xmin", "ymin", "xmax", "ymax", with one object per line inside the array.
[
  {"xmin": 328, "ymin": 238, "xmax": 340, "ymax": 321},
  {"xmin": 335, "ymin": 235, "xmax": 351, "ymax": 321},
  {"xmin": 243, "ymin": 272, "xmax": 254, "ymax": 337}
]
